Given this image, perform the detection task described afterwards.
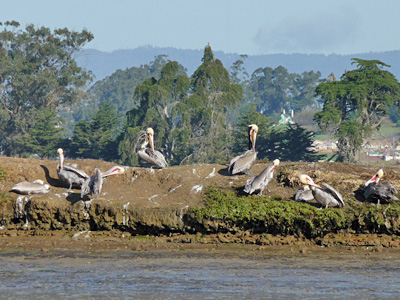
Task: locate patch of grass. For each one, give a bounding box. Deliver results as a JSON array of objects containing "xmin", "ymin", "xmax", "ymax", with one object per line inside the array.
[
  {"xmin": 0, "ymin": 167, "xmax": 6, "ymax": 182},
  {"xmin": 375, "ymin": 123, "xmax": 400, "ymax": 136},
  {"xmin": 131, "ymin": 235, "xmax": 151, "ymax": 240},
  {"xmin": 189, "ymin": 187, "xmax": 400, "ymax": 238}
]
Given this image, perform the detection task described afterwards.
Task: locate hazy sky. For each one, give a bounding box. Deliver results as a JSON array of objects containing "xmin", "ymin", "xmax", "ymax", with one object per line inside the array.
[{"xmin": 1, "ymin": 0, "xmax": 400, "ymax": 55}]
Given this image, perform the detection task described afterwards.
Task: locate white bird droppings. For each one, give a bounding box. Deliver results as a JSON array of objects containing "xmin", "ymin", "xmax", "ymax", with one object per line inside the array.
[
  {"xmin": 15, "ymin": 196, "xmax": 31, "ymax": 228},
  {"xmin": 123, "ymin": 202, "xmax": 130, "ymax": 226},
  {"xmin": 180, "ymin": 205, "xmax": 189, "ymax": 220},
  {"xmin": 72, "ymin": 230, "xmax": 91, "ymax": 239},
  {"xmin": 191, "ymin": 185, "xmax": 203, "ymax": 193},
  {"xmin": 169, "ymin": 184, "xmax": 182, "ymax": 193},
  {"xmin": 206, "ymin": 168, "xmax": 216, "ymax": 179},
  {"xmin": 148, "ymin": 195, "xmax": 160, "ymax": 205}
]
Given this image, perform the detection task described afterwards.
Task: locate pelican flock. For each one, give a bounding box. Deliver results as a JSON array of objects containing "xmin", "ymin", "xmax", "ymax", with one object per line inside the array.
[
  {"xmin": 138, "ymin": 127, "xmax": 168, "ymax": 168},
  {"xmin": 228, "ymin": 124, "xmax": 258, "ymax": 175},
  {"xmin": 6, "ymin": 121, "xmax": 399, "ymax": 216},
  {"xmin": 299, "ymin": 174, "xmax": 345, "ymax": 208}
]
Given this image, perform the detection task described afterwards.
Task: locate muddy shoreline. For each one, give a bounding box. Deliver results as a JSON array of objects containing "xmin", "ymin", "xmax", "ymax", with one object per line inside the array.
[{"xmin": 1, "ymin": 229, "xmax": 400, "ymax": 258}]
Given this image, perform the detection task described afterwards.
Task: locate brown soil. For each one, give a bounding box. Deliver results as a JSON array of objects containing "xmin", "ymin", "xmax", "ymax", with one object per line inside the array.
[{"xmin": 2, "ymin": 157, "xmax": 398, "ymax": 207}]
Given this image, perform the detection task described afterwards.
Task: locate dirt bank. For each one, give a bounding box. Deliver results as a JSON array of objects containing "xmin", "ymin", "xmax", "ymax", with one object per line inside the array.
[{"xmin": 1, "ymin": 157, "xmax": 400, "ymax": 248}]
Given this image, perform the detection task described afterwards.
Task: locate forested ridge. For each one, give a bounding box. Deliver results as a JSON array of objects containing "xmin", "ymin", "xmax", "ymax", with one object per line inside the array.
[{"xmin": 1, "ymin": 22, "xmax": 400, "ymax": 165}]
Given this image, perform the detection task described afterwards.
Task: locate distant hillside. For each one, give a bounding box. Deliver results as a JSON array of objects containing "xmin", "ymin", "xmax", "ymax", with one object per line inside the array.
[{"xmin": 76, "ymin": 47, "xmax": 400, "ymax": 82}]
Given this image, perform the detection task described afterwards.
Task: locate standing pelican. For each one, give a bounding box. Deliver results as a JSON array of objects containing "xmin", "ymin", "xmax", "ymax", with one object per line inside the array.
[
  {"xmin": 137, "ymin": 128, "xmax": 168, "ymax": 168},
  {"xmin": 57, "ymin": 148, "xmax": 90, "ymax": 191},
  {"xmin": 10, "ymin": 180, "xmax": 50, "ymax": 195},
  {"xmin": 244, "ymin": 159, "xmax": 280, "ymax": 196},
  {"xmin": 81, "ymin": 166, "xmax": 125, "ymax": 199},
  {"xmin": 228, "ymin": 124, "xmax": 258, "ymax": 175},
  {"xmin": 363, "ymin": 169, "xmax": 398, "ymax": 204},
  {"xmin": 294, "ymin": 185, "xmax": 314, "ymax": 202},
  {"xmin": 299, "ymin": 174, "xmax": 344, "ymax": 208}
]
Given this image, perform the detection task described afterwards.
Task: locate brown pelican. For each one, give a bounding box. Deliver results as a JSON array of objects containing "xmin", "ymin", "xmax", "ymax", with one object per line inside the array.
[
  {"xmin": 10, "ymin": 180, "xmax": 50, "ymax": 195},
  {"xmin": 137, "ymin": 128, "xmax": 168, "ymax": 168},
  {"xmin": 363, "ymin": 169, "xmax": 398, "ymax": 204},
  {"xmin": 299, "ymin": 174, "xmax": 344, "ymax": 208},
  {"xmin": 294, "ymin": 185, "xmax": 314, "ymax": 202},
  {"xmin": 81, "ymin": 166, "xmax": 125, "ymax": 199},
  {"xmin": 244, "ymin": 159, "xmax": 279, "ymax": 195},
  {"xmin": 228, "ymin": 124, "xmax": 258, "ymax": 175},
  {"xmin": 57, "ymin": 148, "xmax": 90, "ymax": 191}
]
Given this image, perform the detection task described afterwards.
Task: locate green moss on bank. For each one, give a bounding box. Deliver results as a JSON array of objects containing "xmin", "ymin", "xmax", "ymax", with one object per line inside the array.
[{"xmin": 188, "ymin": 187, "xmax": 400, "ymax": 238}]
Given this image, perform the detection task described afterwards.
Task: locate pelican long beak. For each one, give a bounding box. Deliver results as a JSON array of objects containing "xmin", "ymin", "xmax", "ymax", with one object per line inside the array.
[
  {"xmin": 248, "ymin": 128, "xmax": 257, "ymax": 151},
  {"xmin": 102, "ymin": 166, "xmax": 125, "ymax": 178},
  {"xmin": 365, "ymin": 169, "xmax": 382, "ymax": 186},
  {"xmin": 58, "ymin": 149, "xmax": 64, "ymax": 170},
  {"xmin": 308, "ymin": 182, "xmax": 322, "ymax": 189},
  {"xmin": 149, "ymin": 134, "xmax": 155, "ymax": 151},
  {"xmin": 251, "ymin": 131, "xmax": 257, "ymax": 151}
]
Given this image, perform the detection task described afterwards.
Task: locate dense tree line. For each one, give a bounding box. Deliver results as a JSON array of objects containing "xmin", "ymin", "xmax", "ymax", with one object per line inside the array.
[
  {"xmin": 6, "ymin": 22, "xmax": 398, "ymax": 165},
  {"xmin": 0, "ymin": 21, "xmax": 93, "ymax": 157}
]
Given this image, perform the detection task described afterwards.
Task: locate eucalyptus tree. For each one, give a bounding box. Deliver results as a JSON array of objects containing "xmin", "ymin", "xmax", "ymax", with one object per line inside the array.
[
  {"xmin": 119, "ymin": 45, "xmax": 243, "ymax": 166},
  {"xmin": 249, "ymin": 65, "xmax": 320, "ymax": 117},
  {"xmin": 0, "ymin": 21, "xmax": 93, "ymax": 155},
  {"xmin": 67, "ymin": 54, "xmax": 173, "ymax": 126},
  {"xmin": 119, "ymin": 61, "xmax": 190, "ymax": 166},
  {"xmin": 185, "ymin": 44, "xmax": 243, "ymax": 164},
  {"xmin": 314, "ymin": 59, "xmax": 400, "ymax": 162}
]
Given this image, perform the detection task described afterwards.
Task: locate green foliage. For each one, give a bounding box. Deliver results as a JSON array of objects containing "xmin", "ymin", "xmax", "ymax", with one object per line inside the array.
[
  {"xmin": 59, "ymin": 55, "xmax": 180, "ymax": 137},
  {"xmin": 314, "ymin": 58, "xmax": 400, "ymax": 162},
  {"xmin": 388, "ymin": 103, "xmax": 400, "ymax": 123},
  {"xmin": 13, "ymin": 109, "xmax": 64, "ymax": 158},
  {"xmin": 267, "ymin": 124, "xmax": 318, "ymax": 162},
  {"xmin": 336, "ymin": 121, "xmax": 365, "ymax": 163},
  {"xmin": 120, "ymin": 45, "xmax": 243, "ymax": 166},
  {"xmin": 232, "ymin": 103, "xmax": 272, "ymax": 154},
  {"xmin": 232, "ymin": 106, "xmax": 317, "ymax": 162},
  {"xmin": 229, "ymin": 55, "xmax": 249, "ymax": 84},
  {"xmin": 189, "ymin": 187, "xmax": 400, "ymax": 237},
  {"xmin": 0, "ymin": 21, "xmax": 93, "ymax": 155},
  {"xmin": 120, "ymin": 60, "xmax": 190, "ymax": 166},
  {"xmin": 71, "ymin": 102, "xmax": 121, "ymax": 160},
  {"xmin": 190, "ymin": 187, "xmax": 348, "ymax": 238},
  {"xmin": 249, "ymin": 65, "xmax": 321, "ymax": 116},
  {"xmin": 0, "ymin": 167, "xmax": 6, "ymax": 182}
]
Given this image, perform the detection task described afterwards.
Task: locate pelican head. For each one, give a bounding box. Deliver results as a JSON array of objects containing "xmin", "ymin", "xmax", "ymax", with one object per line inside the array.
[
  {"xmin": 377, "ymin": 169, "xmax": 384, "ymax": 180},
  {"xmin": 32, "ymin": 179, "xmax": 45, "ymax": 185},
  {"xmin": 146, "ymin": 127, "xmax": 155, "ymax": 151},
  {"xmin": 57, "ymin": 148, "xmax": 63, "ymax": 155},
  {"xmin": 365, "ymin": 168, "xmax": 384, "ymax": 186},
  {"xmin": 268, "ymin": 159, "xmax": 280, "ymax": 173},
  {"xmin": 248, "ymin": 124, "xmax": 258, "ymax": 151},
  {"xmin": 110, "ymin": 166, "xmax": 125, "ymax": 175},
  {"xmin": 300, "ymin": 174, "xmax": 314, "ymax": 186}
]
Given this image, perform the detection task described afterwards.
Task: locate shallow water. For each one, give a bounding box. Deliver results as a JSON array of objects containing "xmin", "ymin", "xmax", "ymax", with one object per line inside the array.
[{"xmin": 0, "ymin": 250, "xmax": 400, "ymax": 299}]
